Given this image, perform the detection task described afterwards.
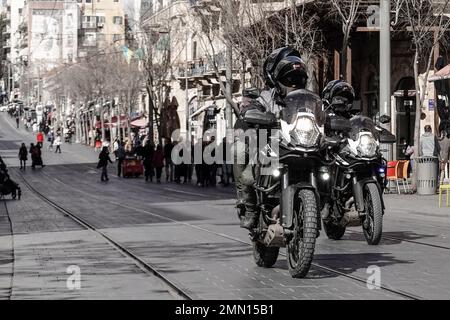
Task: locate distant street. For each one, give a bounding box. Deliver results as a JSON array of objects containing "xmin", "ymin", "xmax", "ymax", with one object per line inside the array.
[{"xmin": 1, "ymin": 113, "xmax": 450, "ymax": 300}]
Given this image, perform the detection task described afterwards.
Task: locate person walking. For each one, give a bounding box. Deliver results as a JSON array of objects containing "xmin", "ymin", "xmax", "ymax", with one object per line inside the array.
[
  {"xmin": 47, "ymin": 130, "xmax": 55, "ymax": 151},
  {"xmin": 15, "ymin": 116, "xmax": 20, "ymax": 129},
  {"xmin": 98, "ymin": 146, "xmax": 113, "ymax": 182},
  {"xmin": 143, "ymin": 141, "xmax": 155, "ymax": 182},
  {"xmin": 36, "ymin": 131, "xmax": 44, "ymax": 148},
  {"xmin": 153, "ymin": 144, "xmax": 165, "ymax": 184},
  {"xmin": 164, "ymin": 139, "xmax": 174, "ymax": 181},
  {"xmin": 18, "ymin": 143, "xmax": 28, "ymax": 170},
  {"xmin": 30, "ymin": 143, "xmax": 45, "ymax": 169},
  {"xmin": 54, "ymin": 134, "xmax": 62, "ymax": 153},
  {"xmin": 116, "ymin": 142, "xmax": 126, "ymax": 177}
]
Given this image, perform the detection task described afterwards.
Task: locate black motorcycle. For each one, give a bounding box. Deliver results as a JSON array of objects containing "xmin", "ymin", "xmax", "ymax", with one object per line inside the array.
[
  {"xmin": 239, "ymin": 89, "xmax": 331, "ymax": 278},
  {"xmin": 321, "ymin": 112, "xmax": 395, "ymax": 245}
]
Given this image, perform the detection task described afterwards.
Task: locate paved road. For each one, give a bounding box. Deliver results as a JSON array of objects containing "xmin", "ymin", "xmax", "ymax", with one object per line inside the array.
[{"xmin": 1, "ymin": 113, "xmax": 450, "ymax": 300}]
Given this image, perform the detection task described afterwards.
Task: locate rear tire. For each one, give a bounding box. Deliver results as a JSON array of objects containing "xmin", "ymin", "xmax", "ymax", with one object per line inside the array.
[
  {"xmin": 362, "ymin": 183, "xmax": 383, "ymax": 245},
  {"xmin": 287, "ymin": 189, "xmax": 318, "ymax": 278},
  {"xmin": 253, "ymin": 241, "xmax": 279, "ymax": 267}
]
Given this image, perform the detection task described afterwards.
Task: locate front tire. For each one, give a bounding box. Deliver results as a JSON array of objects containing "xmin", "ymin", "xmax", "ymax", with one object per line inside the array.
[
  {"xmin": 362, "ymin": 183, "xmax": 383, "ymax": 245},
  {"xmin": 253, "ymin": 241, "xmax": 279, "ymax": 267},
  {"xmin": 287, "ymin": 189, "xmax": 318, "ymax": 278}
]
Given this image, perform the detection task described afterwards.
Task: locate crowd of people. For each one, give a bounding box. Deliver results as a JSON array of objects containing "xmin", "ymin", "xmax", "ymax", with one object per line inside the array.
[{"xmin": 101, "ymin": 136, "xmax": 235, "ymax": 186}]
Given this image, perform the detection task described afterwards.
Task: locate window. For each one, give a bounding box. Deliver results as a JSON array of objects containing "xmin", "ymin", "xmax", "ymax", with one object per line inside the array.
[
  {"xmin": 113, "ymin": 16, "xmax": 123, "ymax": 25},
  {"xmin": 113, "ymin": 34, "xmax": 121, "ymax": 42}
]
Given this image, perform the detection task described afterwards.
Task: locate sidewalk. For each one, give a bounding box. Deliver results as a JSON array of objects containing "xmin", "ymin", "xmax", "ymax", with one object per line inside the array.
[
  {"xmin": 385, "ymin": 193, "xmax": 450, "ymax": 219},
  {"xmin": 0, "ymin": 114, "xmax": 98, "ymax": 167}
]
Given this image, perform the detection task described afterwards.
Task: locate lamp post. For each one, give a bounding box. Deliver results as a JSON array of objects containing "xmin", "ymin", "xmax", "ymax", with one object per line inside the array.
[{"xmin": 380, "ymin": 0, "xmax": 392, "ymax": 160}]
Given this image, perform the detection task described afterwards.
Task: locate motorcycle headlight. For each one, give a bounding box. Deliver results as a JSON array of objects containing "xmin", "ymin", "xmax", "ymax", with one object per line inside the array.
[
  {"xmin": 292, "ymin": 116, "xmax": 320, "ymax": 147},
  {"xmin": 357, "ymin": 133, "xmax": 378, "ymax": 157}
]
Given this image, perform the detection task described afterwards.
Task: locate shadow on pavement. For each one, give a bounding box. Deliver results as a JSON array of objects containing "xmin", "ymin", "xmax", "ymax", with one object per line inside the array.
[
  {"xmin": 276, "ymin": 252, "xmax": 413, "ymax": 279},
  {"xmin": 343, "ymin": 230, "xmax": 438, "ymax": 245}
]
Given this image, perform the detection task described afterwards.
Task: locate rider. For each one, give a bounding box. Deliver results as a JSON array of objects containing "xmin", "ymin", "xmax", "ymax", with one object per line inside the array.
[
  {"xmin": 320, "ymin": 79, "xmax": 356, "ymax": 220},
  {"xmin": 234, "ymin": 46, "xmax": 315, "ymax": 230}
]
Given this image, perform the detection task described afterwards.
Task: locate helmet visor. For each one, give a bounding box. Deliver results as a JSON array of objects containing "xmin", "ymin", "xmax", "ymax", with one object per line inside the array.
[{"xmin": 278, "ymin": 69, "xmax": 307, "ymax": 88}]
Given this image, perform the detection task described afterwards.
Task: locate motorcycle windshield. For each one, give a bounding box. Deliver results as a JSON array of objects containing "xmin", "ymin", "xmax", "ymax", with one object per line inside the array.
[
  {"xmin": 281, "ymin": 89, "xmax": 325, "ymax": 126},
  {"xmin": 349, "ymin": 115, "xmax": 380, "ymax": 140}
]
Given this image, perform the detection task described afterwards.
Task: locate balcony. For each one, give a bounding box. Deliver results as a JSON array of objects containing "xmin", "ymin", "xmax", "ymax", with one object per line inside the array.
[{"xmin": 82, "ymin": 21, "xmax": 98, "ymax": 29}]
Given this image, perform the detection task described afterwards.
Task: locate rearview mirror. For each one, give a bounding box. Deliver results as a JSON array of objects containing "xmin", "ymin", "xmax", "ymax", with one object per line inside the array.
[
  {"xmin": 379, "ymin": 128, "xmax": 396, "ymax": 144},
  {"xmin": 244, "ymin": 109, "xmax": 277, "ymax": 126},
  {"xmin": 379, "ymin": 115, "xmax": 391, "ymax": 124}
]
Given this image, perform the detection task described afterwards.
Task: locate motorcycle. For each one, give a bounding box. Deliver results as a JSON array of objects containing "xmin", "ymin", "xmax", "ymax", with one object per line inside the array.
[
  {"xmin": 321, "ymin": 108, "xmax": 396, "ymax": 245},
  {"xmin": 239, "ymin": 89, "xmax": 331, "ymax": 278}
]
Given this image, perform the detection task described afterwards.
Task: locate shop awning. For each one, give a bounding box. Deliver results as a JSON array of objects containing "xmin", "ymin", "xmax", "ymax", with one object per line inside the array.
[
  {"xmin": 429, "ymin": 64, "xmax": 450, "ymax": 82},
  {"xmin": 131, "ymin": 117, "xmax": 148, "ymax": 128}
]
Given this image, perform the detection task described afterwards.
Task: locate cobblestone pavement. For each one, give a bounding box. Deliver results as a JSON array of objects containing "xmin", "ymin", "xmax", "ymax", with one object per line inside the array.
[{"xmin": 1, "ymin": 114, "xmax": 450, "ymax": 300}]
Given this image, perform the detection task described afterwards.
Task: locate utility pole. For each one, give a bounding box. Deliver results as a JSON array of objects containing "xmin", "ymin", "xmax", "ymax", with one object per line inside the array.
[
  {"xmin": 380, "ymin": 0, "xmax": 392, "ymax": 160},
  {"xmin": 185, "ymin": 27, "xmax": 189, "ymax": 142},
  {"xmin": 226, "ymin": 40, "xmax": 233, "ymax": 130}
]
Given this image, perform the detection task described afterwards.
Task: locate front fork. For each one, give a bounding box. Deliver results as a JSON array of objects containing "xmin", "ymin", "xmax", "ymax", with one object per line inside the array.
[{"xmin": 280, "ymin": 169, "xmax": 321, "ymax": 233}]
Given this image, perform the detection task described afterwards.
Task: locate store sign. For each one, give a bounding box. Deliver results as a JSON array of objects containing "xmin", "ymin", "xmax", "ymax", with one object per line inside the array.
[{"xmin": 429, "ymin": 99, "xmax": 435, "ymax": 111}]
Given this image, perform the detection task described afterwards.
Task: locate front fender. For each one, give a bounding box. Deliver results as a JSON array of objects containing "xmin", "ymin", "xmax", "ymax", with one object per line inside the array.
[
  {"xmin": 281, "ymin": 183, "xmax": 321, "ymax": 229},
  {"xmin": 353, "ymin": 178, "xmax": 385, "ymax": 213}
]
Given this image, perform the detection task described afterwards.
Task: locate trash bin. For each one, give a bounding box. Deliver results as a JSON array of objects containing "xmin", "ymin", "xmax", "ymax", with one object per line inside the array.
[{"xmin": 416, "ymin": 156, "xmax": 438, "ymax": 195}]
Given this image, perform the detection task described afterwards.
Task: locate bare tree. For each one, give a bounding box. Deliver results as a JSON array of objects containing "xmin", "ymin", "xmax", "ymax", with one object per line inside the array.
[
  {"xmin": 329, "ymin": 0, "xmax": 362, "ymax": 80},
  {"xmin": 398, "ymin": 0, "xmax": 450, "ymax": 189}
]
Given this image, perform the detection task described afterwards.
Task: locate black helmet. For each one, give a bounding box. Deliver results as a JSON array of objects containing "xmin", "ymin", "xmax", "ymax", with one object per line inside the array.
[
  {"xmin": 263, "ymin": 47, "xmax": 307, "ymax": 91},
  {"xmin": 322, "ymin": 80, "xmax": 355, "ymax": 107}
]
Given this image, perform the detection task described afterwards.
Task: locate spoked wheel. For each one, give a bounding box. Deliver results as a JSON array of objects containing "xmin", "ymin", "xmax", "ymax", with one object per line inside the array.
[
  {"xmin": 287, "ymin": 189, "xmax": 318, "ymax": 278},
  {"xmin": 362, "ymin": 183, "xmax": 383, "ymax": 245},
  {"xmin": 253, "ymin": 241, "xmax": 279, "ymax": 268}
]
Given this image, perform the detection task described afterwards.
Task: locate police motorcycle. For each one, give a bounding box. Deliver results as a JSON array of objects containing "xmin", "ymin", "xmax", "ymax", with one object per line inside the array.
[
  {"xmin": 240, "ymin": 89, "xmax": 334, "ymax": 278},
  {"xmin": 320, "ymin": 81, "xmax": 396, "ymax": 245}
]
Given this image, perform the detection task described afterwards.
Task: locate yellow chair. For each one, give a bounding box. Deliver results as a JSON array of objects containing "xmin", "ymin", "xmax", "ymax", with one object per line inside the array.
[{"xmin": 439, "ymin": 184, "xmax": 450, "ymax": 207}]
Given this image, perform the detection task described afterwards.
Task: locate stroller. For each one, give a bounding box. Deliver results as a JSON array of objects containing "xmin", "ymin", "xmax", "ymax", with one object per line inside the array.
[{"xmin": 0, "ymin": 161, "xmax": 21, "ymax": 200}]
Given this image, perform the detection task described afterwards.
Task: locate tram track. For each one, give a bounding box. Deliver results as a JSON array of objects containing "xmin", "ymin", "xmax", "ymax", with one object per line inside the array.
[
  {"xmin": 18, "ymin": 170, "xmax": 426, "ymax": 300},
  {"xmin": 17, "ymin": 174, "xmax": 193, "ymax": 301}
]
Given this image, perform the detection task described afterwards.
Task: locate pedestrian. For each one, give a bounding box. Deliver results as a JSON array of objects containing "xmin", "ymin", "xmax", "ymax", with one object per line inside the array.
[
  {"xmin": 164, "ymin": 139, "xmax": 174, "ymax": 181},
  {"xmin": 195, "ymin": 139, "xmax": 204, "ymax": 187},
  {"xmin": 116, "ymin": 142, "xmax": 126, "ymax": 177},
  {"xmin": 47, "ymin": 130, "xmax": 54, "ymax": 151},
  {"xmin": 15, "ymin": 116, "xmax": 20, "ymax": 129},
  {"xmin": 54, "ymin": 134, "xmax": 62, "ymax": 153},
  {"xmin": 438, "ymin": 130, "xmax": 450, "ymax": 183},
  {"xmin": 153, "ymin": 144, "xmax": 165, "ymax": 184},
  {"xmin": 36, "ymin": 131, "xmax": 44, "ymax": 148},
  {"xmin": 18, "ymin": 143, "xmax": 28, "ymax": 170},
  {"xmin": 219, "ymin": 137, "xmax": 232, "ymax": 186},
  {"xmin": 30, "ymin": 143, "xmax": 44, "ymax": 169},
  {"xmin": 113, "ymin": 138, "xmax": 120, "ymax": 160},
  {"xmin": 97, "ymin": 146, "xmax": 113, "ymax": 182},
  {"xmin": 143, "ymin": 141, "xmax": 155, "ymax": 182}
]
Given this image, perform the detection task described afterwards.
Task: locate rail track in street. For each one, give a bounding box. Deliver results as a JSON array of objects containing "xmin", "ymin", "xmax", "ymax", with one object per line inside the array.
[
  {"xmin": 18, "ymin": 174, "xmax": 193, "ymax": 301},
  {"xmin": 16, "ymin": 170, "xmax": 427, "ymax": 300}
]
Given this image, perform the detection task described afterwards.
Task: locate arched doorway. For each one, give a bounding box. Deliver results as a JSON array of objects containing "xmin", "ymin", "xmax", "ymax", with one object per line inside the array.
[{"xmin": 394, "ymin": 76, "xmax": 416, "ymax": 159}]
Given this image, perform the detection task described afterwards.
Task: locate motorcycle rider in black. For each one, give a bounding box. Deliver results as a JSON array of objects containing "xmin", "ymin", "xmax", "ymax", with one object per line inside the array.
[{"xmin": 234, "ymin": 46, "xmax": 322, "ymax": 229}]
